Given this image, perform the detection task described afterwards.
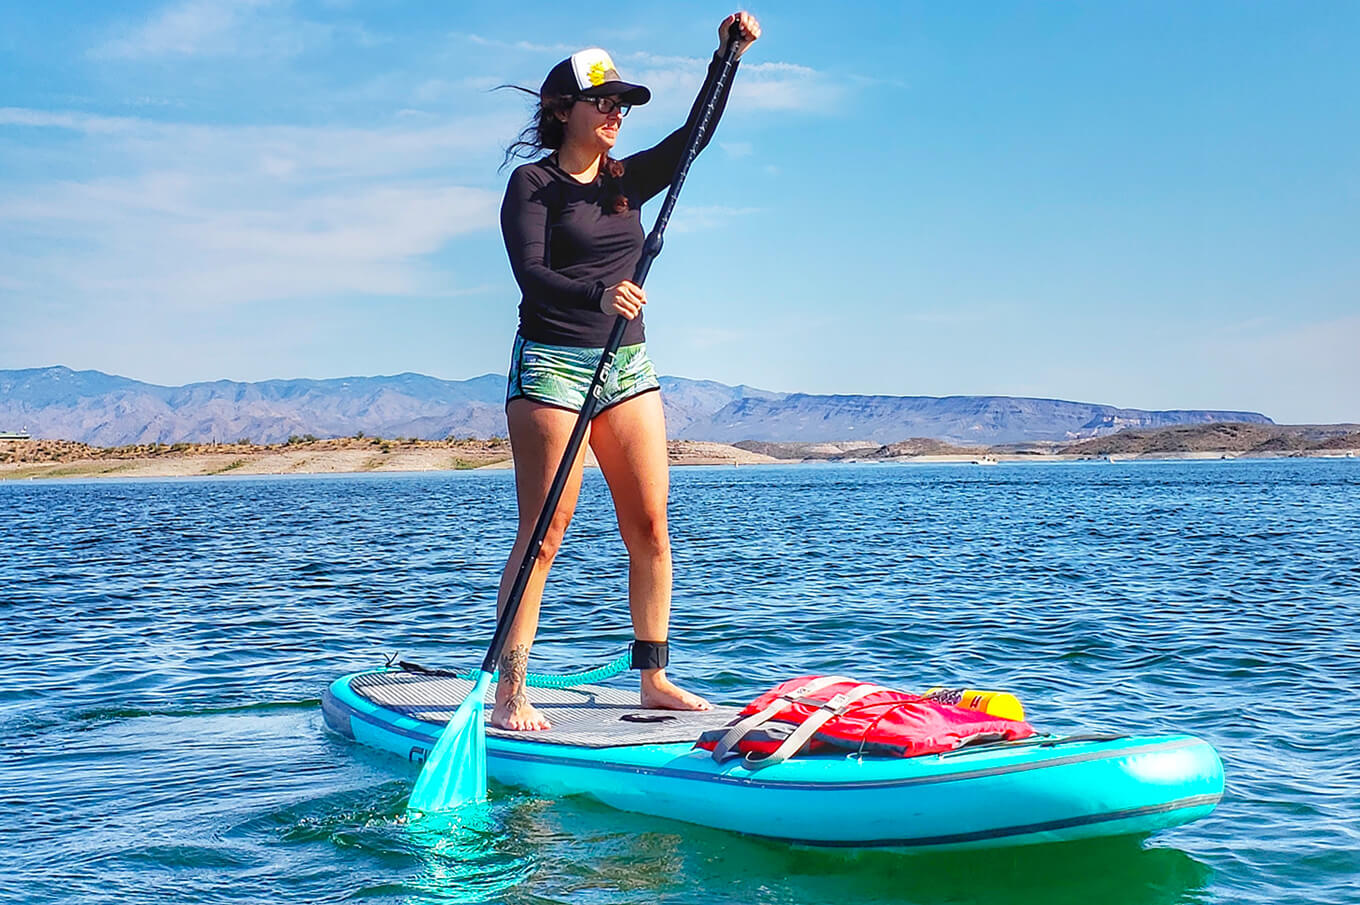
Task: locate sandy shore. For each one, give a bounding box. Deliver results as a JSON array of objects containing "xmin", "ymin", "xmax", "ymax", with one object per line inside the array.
[
  {"xmin": 0, "ymin": 437, "xmax": 779, "ymax": 480},
  {"xmin": 2, "ymin": 436, "xmax": 1354, "ymax": 481}
]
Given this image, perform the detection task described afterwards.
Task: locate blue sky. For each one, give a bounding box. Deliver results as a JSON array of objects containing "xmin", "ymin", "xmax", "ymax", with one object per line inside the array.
[{"xmin": 2, "ymin": 1, "xmax": 1356, "ymax": 422}]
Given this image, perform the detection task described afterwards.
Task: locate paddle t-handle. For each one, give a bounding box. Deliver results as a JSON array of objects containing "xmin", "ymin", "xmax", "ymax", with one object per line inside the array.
[{"xmin": 724, "ymin": 14, "xmax": 747, "ymax": 54}]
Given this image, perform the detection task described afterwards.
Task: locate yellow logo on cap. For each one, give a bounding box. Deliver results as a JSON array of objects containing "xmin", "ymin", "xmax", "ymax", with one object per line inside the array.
[{"xmin": 572, "ymin": 49, "xmax": 618, "ymax": 90}]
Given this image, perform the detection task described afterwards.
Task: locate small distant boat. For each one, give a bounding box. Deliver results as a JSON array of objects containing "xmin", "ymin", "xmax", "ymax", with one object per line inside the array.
[
  {"xmin": 971, "ymin": 456, "xmax": 999, "ymax": 466},
  {"xmin": 0, "ymin": 430, "xmax": 31, "ymax": 441}
]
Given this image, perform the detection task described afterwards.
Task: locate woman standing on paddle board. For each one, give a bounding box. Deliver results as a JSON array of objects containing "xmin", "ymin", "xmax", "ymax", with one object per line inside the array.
[{"xmin": 494, "ymin": 13, "xmax": 760, "ymax": 730}]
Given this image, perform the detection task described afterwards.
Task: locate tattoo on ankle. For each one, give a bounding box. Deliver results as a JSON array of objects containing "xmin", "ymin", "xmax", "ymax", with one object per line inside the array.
[{"xmin": 499, "ymin": 645, "xmax": 530, "ymax": 710}]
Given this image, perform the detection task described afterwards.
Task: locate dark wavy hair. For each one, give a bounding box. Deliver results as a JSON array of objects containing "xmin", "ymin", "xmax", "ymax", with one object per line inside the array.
[{"xmin": 498, "ymin": 85, "xmax": 629, "ymax": 214}]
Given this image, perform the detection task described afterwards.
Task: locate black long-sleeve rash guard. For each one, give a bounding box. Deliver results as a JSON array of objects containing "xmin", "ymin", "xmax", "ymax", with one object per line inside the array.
[{"xmin": 500, "ymin": 51, "xmax": 738, "ymax": 348}]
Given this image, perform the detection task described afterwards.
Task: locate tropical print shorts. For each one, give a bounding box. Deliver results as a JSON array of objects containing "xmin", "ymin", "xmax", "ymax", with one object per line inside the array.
[{"xmin": 506, "ymin": 334, "xmax": 661, "ymax": 413}]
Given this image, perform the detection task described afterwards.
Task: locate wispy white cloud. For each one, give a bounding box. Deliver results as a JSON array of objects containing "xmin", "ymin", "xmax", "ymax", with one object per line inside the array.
[
  {"xmin": 622, "ymin": 53, "xmax": 845, "ymax": 115},
  {"xmin": 2, "ymin": 179, "xmax": 500, "ymax": 308},
  {"xmin": 0, "ymin": 107, "xmax": 509, "ymax": 310},
  {"xmin": 736, "ymin": 60, "xmax": 842, "ymax": 112},
  {"xmin": 94, "ymin": 0, "xmax": 285, "ymax": 59},
  {"xmin": 91, "ymin": 0, "xmax": 377, "ymax": 61},
  {"xmin": 2, "ymin": 107, "xmax": 518, "ymax": 180},
  {"xmin": 667, "ymin": 205, "xmax": 761, "ymax": 234},
  {"xmin": 0, "ymin": 108, "xmax": 139, "ymax": 134},
  {"xmin": 460, "ymin": 33, "xmax": 575, "ymax": 55},
  {"xmin": 428, "ymin": 41, "xmax": 849, "ymax": 121}
]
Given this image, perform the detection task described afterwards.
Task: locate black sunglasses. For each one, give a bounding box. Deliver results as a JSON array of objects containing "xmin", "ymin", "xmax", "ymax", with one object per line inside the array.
[{"xmin": 576, "ymin": 95, "xmax": 632, "ymax": 116}]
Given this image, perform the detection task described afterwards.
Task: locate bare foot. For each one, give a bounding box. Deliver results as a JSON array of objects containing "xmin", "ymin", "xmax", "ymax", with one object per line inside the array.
[
  {"xmin": 491, "ymin": 644, "xmax": 551, "ymax": 731},
  {"xmin": 640, "ymin": 669, "xmax": 712, "ymax": 711},
  {"xmin": 490, "ymin": 695, "xmax": 551, "ymax": 731}
]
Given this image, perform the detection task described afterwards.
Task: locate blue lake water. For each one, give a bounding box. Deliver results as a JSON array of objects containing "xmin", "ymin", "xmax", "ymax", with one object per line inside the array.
[{"xmin": 2, "ymin": 459, "xmax": 1357, "ymax": 904}]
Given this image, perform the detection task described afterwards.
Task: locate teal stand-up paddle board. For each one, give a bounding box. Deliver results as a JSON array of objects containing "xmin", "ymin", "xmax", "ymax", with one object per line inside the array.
[{"xmin": 323, "ymin": 666, "xmax": 1224, "ymax": 850}]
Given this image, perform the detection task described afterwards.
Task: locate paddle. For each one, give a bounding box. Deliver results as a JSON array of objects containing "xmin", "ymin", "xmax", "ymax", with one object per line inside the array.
[{"xmin": 407, "ymin": 21, "xmax": 747, "ymax": 816}]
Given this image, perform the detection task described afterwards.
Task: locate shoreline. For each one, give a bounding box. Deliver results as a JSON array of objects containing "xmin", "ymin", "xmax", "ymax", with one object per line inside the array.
[
  {"xmin": 0, "ymin": 438, "xmax": 781, "ymax": 480},
  {"xmin": 1, "ymin": 437, "xmax": 1355, "ymax": 481}
]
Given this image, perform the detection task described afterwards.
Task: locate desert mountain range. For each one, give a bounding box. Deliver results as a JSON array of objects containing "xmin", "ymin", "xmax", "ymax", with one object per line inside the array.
[{"xmin": 1, "ymin": 366, "xmax": 1272, "ymax": 447}]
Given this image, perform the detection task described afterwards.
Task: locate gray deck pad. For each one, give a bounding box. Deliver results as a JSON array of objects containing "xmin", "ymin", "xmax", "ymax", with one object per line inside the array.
[{"xmin": 351, "ymin": 670, "xmax": 740, "ymax": 749}]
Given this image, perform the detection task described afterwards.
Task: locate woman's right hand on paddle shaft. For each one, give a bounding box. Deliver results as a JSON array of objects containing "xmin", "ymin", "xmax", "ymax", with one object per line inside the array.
[{"xmin": 602, "ymin": 281, "xmax": 646, "ymax": 319}]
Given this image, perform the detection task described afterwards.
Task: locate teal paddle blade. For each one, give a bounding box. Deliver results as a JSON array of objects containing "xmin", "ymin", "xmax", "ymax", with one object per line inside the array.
[{"xmin": 407, "ymin": 671, "xmax": 491, "ymax": 815}]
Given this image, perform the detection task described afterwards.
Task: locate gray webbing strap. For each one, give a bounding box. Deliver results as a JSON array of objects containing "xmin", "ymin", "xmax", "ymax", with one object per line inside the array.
[
  {"xmin": 710, "ymin": 676, "xmax": 852, "ymax": 763},
  {"xmin": 743, "ymin": 683, "xmax": 884, "ymax": 770}
]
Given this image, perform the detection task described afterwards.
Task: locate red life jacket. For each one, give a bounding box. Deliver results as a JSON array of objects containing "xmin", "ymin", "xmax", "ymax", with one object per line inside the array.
[{"xmin": 696, "ymin": 675, "xmax": 1035, "ymax": 768}]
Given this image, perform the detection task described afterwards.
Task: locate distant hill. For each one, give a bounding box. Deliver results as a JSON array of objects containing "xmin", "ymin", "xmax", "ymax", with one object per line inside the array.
[
  {"xmin": 657, "ymin": 376, "xmax": 783, "ymax": 435},
  {"xmin": 1065, "ymin": 422, "xmax": 1360, "ymax": 456},
  {"xmin": 0, "ymin": 367, "xmax": 508, "ymax": 447},
  {"xmin": 687, "ymin": 393, "xmax": 1271, "ymax": 444},
  {"xmin": 1, "ymin": 366, "xmax": 1274, "ymax": 447}
]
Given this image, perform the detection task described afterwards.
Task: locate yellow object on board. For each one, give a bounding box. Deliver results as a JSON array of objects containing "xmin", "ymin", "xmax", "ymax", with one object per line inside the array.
[{"xmin": 924, "ymin": 687, "xmax": 1026, "ymax": 722}]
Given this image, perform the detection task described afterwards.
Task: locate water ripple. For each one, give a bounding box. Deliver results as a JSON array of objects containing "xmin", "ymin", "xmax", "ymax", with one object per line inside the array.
[{"xmin": 1, "ymin": 460, "xmax": 1357, "ymax": 903}]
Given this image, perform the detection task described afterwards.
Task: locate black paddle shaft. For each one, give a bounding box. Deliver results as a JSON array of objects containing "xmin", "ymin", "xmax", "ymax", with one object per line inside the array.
[{"xmin": 481, "ymin": 23, "xmax": 745, "ymax": 674}]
